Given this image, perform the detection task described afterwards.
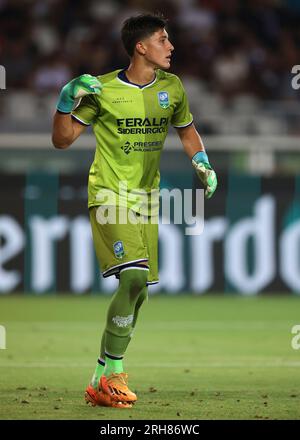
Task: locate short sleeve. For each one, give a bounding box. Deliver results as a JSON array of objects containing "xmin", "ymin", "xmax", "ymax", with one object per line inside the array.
[
  {"xmin": 72, "ymin": 95, "xmax": 99, "ymax": 126},
  {"xmin": 171, "ymin": 78, "xmax": 193, "ymax": 128}
]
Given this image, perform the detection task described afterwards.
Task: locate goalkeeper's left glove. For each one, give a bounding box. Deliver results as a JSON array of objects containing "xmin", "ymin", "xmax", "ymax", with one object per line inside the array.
[
  {"xmin": 192, "ymin": 151, "xmax": 217, "ymax": 199},
  {"xmin": 56, "ymin": 74, "xmax": 102, "ymax": 113}
]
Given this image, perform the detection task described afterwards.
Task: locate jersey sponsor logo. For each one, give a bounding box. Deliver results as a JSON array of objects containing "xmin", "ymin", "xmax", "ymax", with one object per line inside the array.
[
  {"xmin": 121, "ymin": 141, "xmax": 163, "ymax": 155},
  {"xmin": 118, "ymin": 126, "xmax": 168, "ymax": 134},
  {"xmin": 113, "ymin": 240, "xmax": 125, "ymax": 259},
  {"xmin": 121, "ymin": 141, "xmax": 132, "ymax": 155},
  {"xmin": 117, "ymin": 117, "xmax": 169, "ymax": 134},
  {"xmin": 158, "ymin": 91, "xmax": 169, "ymax": 109},
  {"xmin": 117, "ymin": 117, "xmax": 169, "ymax": 127}
]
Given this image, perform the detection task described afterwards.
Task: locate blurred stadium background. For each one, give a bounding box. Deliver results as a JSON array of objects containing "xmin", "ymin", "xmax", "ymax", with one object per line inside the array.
[
  {"xmin": 1, "ymin": 0, "xmax": 300, "ymax": 421},
  {"xmin": 1, "ymin": 0, "xmax": 300, "ymax": 295}
]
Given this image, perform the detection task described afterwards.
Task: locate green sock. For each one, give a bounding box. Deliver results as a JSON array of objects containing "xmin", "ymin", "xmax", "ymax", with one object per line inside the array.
[
  {"xmin": 123, "ymin": 286, "xmax": 148, "ymax": 351},
  {"xmin": 90, "ymin": 358, "xmax": 105, "ymax": 388},
  {"xmin": 104, "ymin": 268, "xmax": 148, "ymax": 356},
  {"xmin": 100, "ymin": 332, "xmax": 106, "ymax": 360},
  {"xmin": 103, "ymin": 286, "xmax": 148, "ymax": 377},
  {"xmin": 104, "ymin": 354, "xmax": 124, "ymax": 377}
]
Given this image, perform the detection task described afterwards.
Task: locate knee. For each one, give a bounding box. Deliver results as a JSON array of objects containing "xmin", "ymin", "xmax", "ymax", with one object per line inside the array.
[
  {"xmin": 126, "ymin": 270, "xmax": 148, "ymax": 294},
  {"xmin": 120, "ymin": 268, "xmax": 148, "ymax": 300}
]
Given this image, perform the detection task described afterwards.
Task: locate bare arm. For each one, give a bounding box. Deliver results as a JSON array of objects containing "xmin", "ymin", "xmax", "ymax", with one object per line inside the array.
[
  {"xmin": 52, "ymin": 112, "xmax": 87, "ymax": 149},
  {"xmin": 177, "ymin": 123, "xmax": 217, "ymax": 198},
  {"xmin": 175, "ymin": 123, "xmax": 205, "ymax": 159}
]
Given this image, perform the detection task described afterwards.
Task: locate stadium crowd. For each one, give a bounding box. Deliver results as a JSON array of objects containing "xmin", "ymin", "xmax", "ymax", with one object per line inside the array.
[
  {"xmin": 1, "ymin": 0, "xmax": 300, "ymax": 137},
  {"xmin": 1, "ymin": 0, "xmax": 300, "ymax": 101}
]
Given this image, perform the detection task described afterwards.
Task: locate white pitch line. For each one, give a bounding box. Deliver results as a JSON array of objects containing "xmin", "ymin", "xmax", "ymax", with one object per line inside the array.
[
  {"xmin": 0, "ymin": 362, "xmax": 300, "ymax": 368},
  {"xmin": 3, "ymin": 321, "xmax": 293, "ymax": 330}
]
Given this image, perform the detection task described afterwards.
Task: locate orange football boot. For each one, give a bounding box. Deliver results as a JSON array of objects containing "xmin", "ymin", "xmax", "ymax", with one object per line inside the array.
[
  {"xmin": 100, "ymin": 373, "xmax": 137, "ymax": 403},
  {"xmin": 84, "ymin": 383, "xmax": 133, "ymax": 408}
]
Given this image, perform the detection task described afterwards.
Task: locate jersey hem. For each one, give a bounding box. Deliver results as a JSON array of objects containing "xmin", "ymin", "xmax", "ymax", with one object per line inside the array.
[
  {"xmin": 173, "ymin": 119, "xmax": 193, "ymax": 128},
  {"xmin": 102, "ymin": 258, "xmax": 149, "ymax": 277},
  {"xmin": 119, "ymin": 266, "xmax": 150, "ymax": 273},
  {"xmin": 71, "ymin": 114, "xmax": 91, "ymax": 126}
]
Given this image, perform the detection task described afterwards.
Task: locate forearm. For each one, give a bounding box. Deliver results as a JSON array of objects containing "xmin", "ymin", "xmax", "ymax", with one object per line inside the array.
[
  {"xmin": 176, "ymin": 123, "xmax": 217, "ymax": 199},
  {"xmin": 177, "ymin": 124, "xmax": 205, "ymax": 159},
  {"xmin": 52, "ymin": 112, "xmax": 75, "ymax": 149},
  {"xmin": 52, "ymin": 74, "xmax": 101, "ymax": 149}
]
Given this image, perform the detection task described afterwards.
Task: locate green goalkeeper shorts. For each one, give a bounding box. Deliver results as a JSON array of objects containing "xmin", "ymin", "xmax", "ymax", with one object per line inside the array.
[{"xmin": 89, "ymin": 206, "xmax": 159, "ymax": 285}]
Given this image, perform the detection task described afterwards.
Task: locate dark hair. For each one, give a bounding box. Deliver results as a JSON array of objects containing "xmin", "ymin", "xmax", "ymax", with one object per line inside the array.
[{"xmin": 121, "ymin": 13, "xmax": 167, "ymax": 57}]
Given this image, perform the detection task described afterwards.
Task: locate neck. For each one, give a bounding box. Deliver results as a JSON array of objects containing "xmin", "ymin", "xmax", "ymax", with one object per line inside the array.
[{"xmin": 125, "ymin": 62, "xmax": 156, "ymax": 85}]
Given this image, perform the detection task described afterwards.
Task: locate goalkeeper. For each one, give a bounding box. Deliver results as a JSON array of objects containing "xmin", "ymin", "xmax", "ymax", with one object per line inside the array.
[{"xmin": 52, "ymin": 13, "xmax": 217, "ymax": 409}]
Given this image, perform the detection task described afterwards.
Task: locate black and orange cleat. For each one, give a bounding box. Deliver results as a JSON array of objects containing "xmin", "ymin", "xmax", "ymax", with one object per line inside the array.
[
  {"xmin": 100, "ymin": 373, "xmax": 137, "ymax": 403},
  {"xmin": 84, "ymin": 383, "xmax": 133, "ymax": 408}
]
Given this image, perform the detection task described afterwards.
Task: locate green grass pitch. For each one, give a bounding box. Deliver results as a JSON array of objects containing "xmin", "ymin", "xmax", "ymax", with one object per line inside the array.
[{"xmin": 0, "ymin": 294, "xmax": 300, "ymax": 420}]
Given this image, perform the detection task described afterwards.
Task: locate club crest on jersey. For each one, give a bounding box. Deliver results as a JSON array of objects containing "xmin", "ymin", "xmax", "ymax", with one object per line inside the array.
[
  {"xmin": 158, "ymin": 91, "xmax": 169, "ymax": 109},
  {"xmin": 113, "ymin": 241, "xmax": 125, "ymax": 259}
]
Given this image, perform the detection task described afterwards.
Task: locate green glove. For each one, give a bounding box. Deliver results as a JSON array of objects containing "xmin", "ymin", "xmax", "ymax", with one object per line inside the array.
[
  {"xmin": 56, "ymin": 74, "xmax": 102, "ymax": 113},
  {"xmin": 192, "ymin": 151, "xmax": 217, "ymax": 199}
]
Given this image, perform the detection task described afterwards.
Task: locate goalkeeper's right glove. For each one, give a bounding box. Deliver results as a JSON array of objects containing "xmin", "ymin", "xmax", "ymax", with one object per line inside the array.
[
  {"xmin": 192, "ymin": 151, "xmax": 217, "ymax": 199},
  {"xmin": 56, "ymin": 74, "xmax": 102, "ymax": 113}
]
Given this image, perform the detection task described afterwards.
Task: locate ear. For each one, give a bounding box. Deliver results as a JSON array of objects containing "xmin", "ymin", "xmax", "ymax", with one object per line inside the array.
[{"xmin": 136, "ymin": 41, "xmax": 146, "ymax": 56}]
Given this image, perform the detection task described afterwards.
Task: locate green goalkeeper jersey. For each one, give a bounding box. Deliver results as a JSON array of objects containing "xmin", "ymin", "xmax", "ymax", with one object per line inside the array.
[{"xmin": 72, "ymin": 68, "xmax": 193, "ymax": 215}]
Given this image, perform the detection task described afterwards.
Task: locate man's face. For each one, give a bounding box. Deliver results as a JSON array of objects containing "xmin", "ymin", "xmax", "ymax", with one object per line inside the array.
[{"xmin": 139, "ymin": 28, "xmax": 174, "ymax": 69}]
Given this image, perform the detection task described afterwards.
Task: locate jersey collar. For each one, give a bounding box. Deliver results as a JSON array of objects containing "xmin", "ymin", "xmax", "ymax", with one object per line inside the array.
[{"xmin": 117, "ymin": 69, "xmax": 157, "ymax": 89}]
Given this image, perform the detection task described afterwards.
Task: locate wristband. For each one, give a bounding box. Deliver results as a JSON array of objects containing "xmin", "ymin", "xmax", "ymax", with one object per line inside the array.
[
  {"xmin": 192, "ymin": 151, "xmax": 209, "ymax": 164},
  {"xmin": 56, "ymin": 87, "xmax": 75, "ymax": 113}
]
